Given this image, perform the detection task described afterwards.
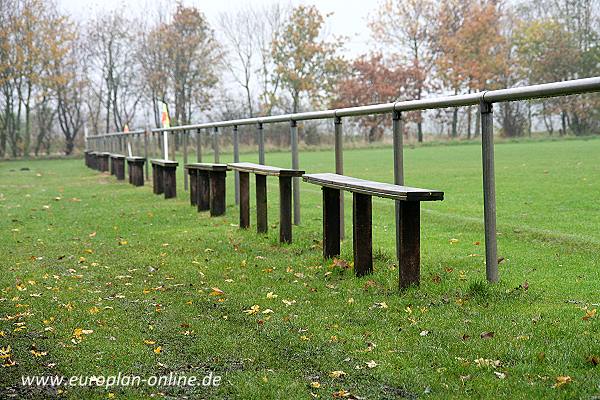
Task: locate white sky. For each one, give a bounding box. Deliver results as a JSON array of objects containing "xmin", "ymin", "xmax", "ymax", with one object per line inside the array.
[{"xmin": 56, "ymin": 0, "xmax": 377, "ymax": 57}]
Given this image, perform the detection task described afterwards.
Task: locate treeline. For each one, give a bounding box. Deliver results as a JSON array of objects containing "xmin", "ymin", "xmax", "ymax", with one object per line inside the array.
[{"xmin": 1, "ymin": 0, "xmax": 599, "ymax": 158}]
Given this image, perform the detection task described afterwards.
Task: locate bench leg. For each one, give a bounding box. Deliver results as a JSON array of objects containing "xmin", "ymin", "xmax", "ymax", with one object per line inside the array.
[
  {"xmin": 353, "ymin": 193, "xmax": 372, "ymax": 276},
  {"xmin": 163, "ymin": 166, "xmax": 177, "ymax": 199},
  {"xmin": 197, "ymin": 171, "xmax": 210, "ymax": 211},
  {"xmin": 323, "ymin": 187, "xmax": 341, "ymax": 259},
  {"xmin": 132, "ymin": 163, "xmax": 144, "ymax": 186},
  {"xmin": 256, "ymin": 174, "xmax": 268, "ymax": 234},
  {"xmin": 110, "ymin": 158, "xmax": 115, "ymax": 175},
  {"xmin": 152, "ymin": 164, "xmax": 164, "ymax": 194},
  {"xmin": 279, "ymin": 176, "xmax": 292, "ymax": 243},
  {"xmin": 210, "ymin": 171, "xmax": 226, "ymax": 216},
  {"xmin": 399, "ymin": 201, "xmax": 420, "ymax": 288},
  {"xmin": 116, "ymin": 159, "xmax": 125, "ymax": 180},
  {"xmin": 188, "ymin": 170, "xmax": 198, "ymax": 206},
  {"xmin": 239, "ymin": 171, "xmax": 250, "ymax": 228}
]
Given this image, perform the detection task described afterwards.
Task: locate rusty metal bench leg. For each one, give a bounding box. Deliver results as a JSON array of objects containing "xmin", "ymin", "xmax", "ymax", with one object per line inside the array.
[
  {"xmin": 256, "ymin": 174, "xmax": 268, "ymax": 234},
  {"xmin": 239, "ymin": 171, "xmax": 250, "ymax": 228},
  {"xmin": 163, "ymin": 166, "xmax": 177, "ymax": 199},
  {"xmin": 353, "ymin": 193, "xmax": 372, "ymax": 276},
  {"xmin": 279, "ymin": 176, "xmax": 292, "ymax": 243},
  {"xmin": 323, "ymin": 187, "xmax": 341, "ymax": 259},
  {"xmin": 399, "ymin": 201, "xmax": 420, "ymax": 288},
  {"xmin": 210, "ymin": 171, "xmax": 226, "ymax": 216}
]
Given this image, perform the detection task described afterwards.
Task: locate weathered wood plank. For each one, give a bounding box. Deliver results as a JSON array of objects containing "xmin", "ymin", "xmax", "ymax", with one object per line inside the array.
[
  {"xmin": 303, "ymin": 173, "xmax": 443, "ymax": 201},
  {"xmin": 353, "ymin": 193, "xmax": 373, "ymax": 277},
  {"xmin": 239, "ymin": 171, "xmax": 250, "ymax": 228},
  {"xmin": 323, "ymin": 187, "xmax": 341, "ymax": 259},
  {"xmin": 228, "ymin": 162, "xmax": 304, "ymax": 177},
  {"xmin": 399, "ymin": 201, "xmax": 420, "ymax": 288},
  {"xmin": 256, "ymin": 174, "xmax": 268, "ymax": 234}
]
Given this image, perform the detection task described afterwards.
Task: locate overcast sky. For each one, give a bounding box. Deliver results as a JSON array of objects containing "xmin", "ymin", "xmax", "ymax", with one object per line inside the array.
[{"xmin": 56, "ymin": 0, "xmax": 376, "ymax": 57}]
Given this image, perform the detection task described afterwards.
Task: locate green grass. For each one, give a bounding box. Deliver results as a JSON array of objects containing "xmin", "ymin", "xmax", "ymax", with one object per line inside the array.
[{"xmin": 1, "ymin": 138, "xmax": 600, "ymax": 399}]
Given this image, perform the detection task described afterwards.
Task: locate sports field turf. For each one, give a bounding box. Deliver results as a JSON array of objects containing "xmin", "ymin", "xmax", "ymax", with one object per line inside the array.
[{"xmin": 1, "ymin": 138, "xmax": 599, "ymax": 399}]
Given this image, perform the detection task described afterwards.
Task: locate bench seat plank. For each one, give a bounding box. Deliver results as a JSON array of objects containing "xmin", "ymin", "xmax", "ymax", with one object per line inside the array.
[
  {"xmin": 228, "ymin": 162, "xmax": 304, "ymax": 177},
  {"xmin": 303, "ymin": 173, "xmax": 443, "ymax": 201},
  {"xmin": 126, "ymin": 156, "xmax": 146, "ymax": 162},
  {"xmin": 110, "ymin": 153, "xmax": 125, "ymax": 159},
  {"xmin": 184, "ymin": 163, "xmax": 229, "ymax": 172},
  {"xmin": 151, "ymin": 159, "xmax": 179, "ymax": 167}
]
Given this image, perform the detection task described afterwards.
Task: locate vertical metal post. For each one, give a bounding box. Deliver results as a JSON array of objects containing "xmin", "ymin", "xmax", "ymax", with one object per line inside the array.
[
  {"xmin": 233, "ymin": 125, "xmax": 240, "ymax": 205},
  {"xmin": 170, "ymin": 132, "xmax": 176, "ymax": 162},
  {"xmin": 183, "ymin": 130, "xmax": 189, "ymax": 191},
  {"xmin": 290, "ymin": 120, "xmax": 300, "ymax": 225},
  {"xmin": 213, "ymin": 127, "xmax": 220, "ymax": 163},
  {"xmin": 196, "ymin": 128, "xmax": 202, "ymax": 162},
  {"xmin": 393, "ymin": 110, "xmax": 405, "ymax": 262},
  {"xmin": 258, "ymin": 122, "xmax": 265, "ymax": 165},
  {"xmin": 144, "ymin": 130, "xmax": 149, "ymax": 181},
  {"xmin": 334, "ymin": 116, "xmax": 345, "ymax": 240},
  {"xmin": 480, "ymin": 100, "xmax": 498, "ymax": 283}
]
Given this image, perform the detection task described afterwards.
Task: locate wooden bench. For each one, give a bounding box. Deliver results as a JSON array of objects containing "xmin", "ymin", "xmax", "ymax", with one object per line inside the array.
[
  {"xmin": 127, "ymin": 157, "xmax": 146, "ymax": 186},
  {"xmin": 184, "ymin": 163, "xmax": 229, "ymax": 216},
  {"xmin": 98, "ymin": 152, "xmax": 110, "ymax": 172},
  {"xmin": 150, "ymin": 159, "xmax": 178, "ymax": 199},
  {"xmin": 228, "ymin": 162, "xmax": 305, "ymax": 243},
  {"xmin": 303, "ymin": 173, "xmax": 443, "ymax": 288},
  {"xmin": 84, "ymin": 150, "xmax": 92, "ymax": 169},
  {"xmin": 110, "ymin": 154, "xmax": 126, "ymax": 180}
]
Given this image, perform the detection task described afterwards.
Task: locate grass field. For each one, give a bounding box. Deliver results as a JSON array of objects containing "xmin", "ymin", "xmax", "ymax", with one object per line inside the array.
[{"xmin": 1, "ymin": 138, "xmax": 600, "ymax": 399}]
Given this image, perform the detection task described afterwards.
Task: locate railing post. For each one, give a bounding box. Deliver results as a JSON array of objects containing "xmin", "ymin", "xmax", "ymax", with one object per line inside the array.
[
  {"xmin": 393, "ymin": 110, "xmax": 404, "ymax": 262},
  {"xmin": 233, "ymin": 125, "xmax": 240, "ymax": 205},
  {"xmin": 334, "ymin": 116, "xmax": 344, "ymax": 240},
  {"xmin": 144, "ymin": 129, "xmax": 149, "ymax": 180},
  {"xmin": 170, "ymin": 131, "xmax": 176, "ymax": 162},
  {"xmin": 258, "ymin": 122, "xmax": 265, "ymax": 165},
  {"xmin": 183, "ymin": 130, "xmax": 189, "ymax": 191},
  {"xmin": 290, "ymin": 120, "xmax": 300, "ymax": 225},
  {"xmin": 213, "ymin": 127, "xmax": 219, "ymax": 163},
  {"xmin": 480, "ymin": 99, "xmax": 498, "ymax": 283},
  {"xmin": 196, "ymin": 128, "xmax": 202, "ymax": 162}
]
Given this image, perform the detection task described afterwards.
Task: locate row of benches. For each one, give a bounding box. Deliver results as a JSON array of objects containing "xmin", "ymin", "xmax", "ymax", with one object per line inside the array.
[
  {"xmin": 85, "ymin": 151, "xmax": 146, "ymax": 187},
  {"xmin": 84, "ymin": 151, "xmax": 444, "ymax": 288}
]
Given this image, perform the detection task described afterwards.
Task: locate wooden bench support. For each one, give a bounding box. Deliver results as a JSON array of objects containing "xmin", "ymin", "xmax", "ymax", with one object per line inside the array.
[
  {"xmin": 152, "ymin": 164, "xmax": 164, "ymax": 194},
  {"xmin": 111, "ymin": 155, "xmax": 125, "ymax": 181},
  {"xmin": 110, "ymin": 156, "xmax": 116, "ymax": 175},
  {"xmin": 197, "ymin": 171, "xmax": 210, "ymax": 211},
  {"xmin": 98, "ymin": 153, "xmax": 110, "ymax": 172},
  {"xmin": 209, "ymin": 171, "xmax": 226, "ymax": 216},
  {"xmin": 353, "ymin": 193, "xmax": 373, "ymax": 277},
  {"xmin": 127, "ymin": 157, "xmax": 145, "ymax": 186},
  {"xmin": 279, "ymin": 176, "xmax": 293, "ymax": 243},
  {"xmin": 399, "ymin": 201, "xmax": 420, "ymax": 288},
  {"xmin": 323, "ymin": 187, "xmax": 341, "ymax": 259},
  {"xmin": 163, "ymin": 166, "xmax": 177, "ymax": 199},
  {"xmin": 256, "ymin": 174, "xmax": 268, "ymax": 234},
  {"xmin": 239, "ymin": 172, "xmax": 250, "ymax": 228},
  {"xmin": 188, "ymin": 169, "xmax": 198, "ymax": 206}
]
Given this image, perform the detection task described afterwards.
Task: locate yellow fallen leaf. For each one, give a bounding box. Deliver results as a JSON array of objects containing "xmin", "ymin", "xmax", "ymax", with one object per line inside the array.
[
  {"xmin": 553, "ymin": 375, "xmax": 572, "ymax": 388},
  {"xmin": 88, "ymin": 307, "xmax": 100, "ymax": 314},
  {"xmin": 583, "ymin": 308, "xmax": 597, "ymax": 321},
  {"xmin": 329, "ymin": 370, "xmax": 346, "ymax": 379},
  {"xmin": 153, "ymin": 346, "xmax": 162, "ymax": 354},
  {"xmin": 310, "ymin": 381, "xmax": 321, "ymax": 388},
  {"xmin": 243, "ymin": 305, "xmax": 260, "ymax": 315},
  {"xmin": 144, "ymin": 340, "xmax": 156, "ymax": 345},
  {"xmin": 210, "ymin": 287, "xmax": 225, "ymax": 296},
  {"xmin": 266, "ymin": 292, "xmax": 278, "ymax": 299}
]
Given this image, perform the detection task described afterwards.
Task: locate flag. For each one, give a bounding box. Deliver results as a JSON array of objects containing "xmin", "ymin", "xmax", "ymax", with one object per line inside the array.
[
  {"xmin": 161, "ymin": 102, "xmax": 170, "ymax": 128},
  {"xmin": 123, "ymin": 124, "xmax": 129, "ymax": 133}
]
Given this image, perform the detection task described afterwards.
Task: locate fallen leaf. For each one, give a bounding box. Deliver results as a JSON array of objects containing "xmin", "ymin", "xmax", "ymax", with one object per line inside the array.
[
  {"xmin": 553, "ymin": 376, "xmax": 572, "ymax": 388},
  {"xmin": 480, "ymin": 331, "xmax": 495, "ymax": 339},
  {"xmin": 329, "ymin": 370, "xmax": 347, "ymax": 379}
]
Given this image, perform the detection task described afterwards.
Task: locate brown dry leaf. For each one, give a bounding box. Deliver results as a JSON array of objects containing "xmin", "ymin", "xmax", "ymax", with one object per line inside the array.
[{"xmin": 480, "ymin": 331, "xmax": 495, "ymax": 339}]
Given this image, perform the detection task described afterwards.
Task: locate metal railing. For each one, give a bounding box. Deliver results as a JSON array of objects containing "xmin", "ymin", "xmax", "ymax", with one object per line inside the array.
[{"xmin": 86, "ymin": 76, "xmax": 600, "ymax": 283}]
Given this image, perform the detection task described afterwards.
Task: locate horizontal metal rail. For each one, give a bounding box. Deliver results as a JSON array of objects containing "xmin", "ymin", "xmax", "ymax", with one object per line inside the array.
[
  {"xmin": 88, "ymin": 76, "xmax": 600, "ymax": 138},
  {"xmin": 86, "ymin": 76, "xmax": 600, "ymax": 287}
]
